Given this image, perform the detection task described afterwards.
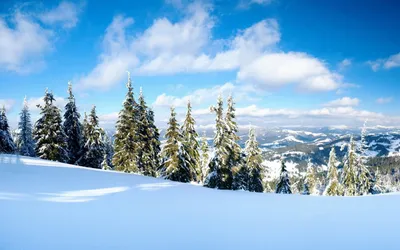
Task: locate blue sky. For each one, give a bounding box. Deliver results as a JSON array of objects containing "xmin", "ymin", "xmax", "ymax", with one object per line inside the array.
[{"xmin": 0, "ymin": 0, "xmax": 399, "ymax": 129}]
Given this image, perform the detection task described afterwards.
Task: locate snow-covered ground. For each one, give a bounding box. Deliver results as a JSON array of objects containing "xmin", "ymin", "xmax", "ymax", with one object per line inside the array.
[{"xmin": 1, "ymin": 154, "xmax": 400, "ymax": 250}]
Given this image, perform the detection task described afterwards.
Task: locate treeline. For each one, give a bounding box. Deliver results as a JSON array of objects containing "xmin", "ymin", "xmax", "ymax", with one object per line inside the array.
[{"xmin": 0, "ymin": 74, "xmax": 389, "ymax": 196}]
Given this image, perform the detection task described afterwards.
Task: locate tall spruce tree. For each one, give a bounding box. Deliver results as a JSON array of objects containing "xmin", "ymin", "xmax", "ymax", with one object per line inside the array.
[
  {"xmin": 276, "ymin": 161, "xmax": 292, "ymax": 194},
  {"xmin": 342, "ymin": 136, "xmax": 358, "ymax": 196},
  {"xmin": 181, "ymin": 100, "xmax": 200, "ymax": 181},
  {"xmin": 147, "ymin": 108, "xmax": 161, "ymax": 174},
  {"xmin": 199, "ymin": 132, "xmax": 209, "ymax": 183},
  {"xmin": 356, "ymin": 121, "xmax": 372, "ymax": 195},
  {"xmin": 324, "ymin": 147, "xmax": 342, "ymax": 196},
  {"xmin": 0, "ymin": 106, "xmax": 17, "ymax": 154},
  {"xmin": 136, "ymin": 88, "xmax": 156, "ymax": 177},
  {"xmin": 160, "ymin": 107, "xmax": 193, "ymax": 182},
  {"xmin": 113, "ymin": 72, "xmax": 139, "ymax": 173},
  {"xmin": 303, "ymin": 162, "xmax": 316, "ymax": 195},
  {"xmin": 33, "ymin": 90, "xmax": 68, "ymax": 162},
  {"xmin": 63, "ymin": 82, "xmax": 83, "ymax": 164},
  {"xmin": 76, "ymin": 106, "xmax": 105, "ymax": 169},
  {"xmin": 205, "ymin": 95, "xmax": 229, "ymax": 189},
  {"xmin": 17, "ymin": 98, "xmax": 35, "ymax": 156}
]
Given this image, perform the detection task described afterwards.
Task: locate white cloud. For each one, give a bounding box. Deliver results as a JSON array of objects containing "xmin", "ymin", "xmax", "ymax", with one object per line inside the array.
[
  {"xmin": 237, "ymin": 52, "xmax": 341, "ymax": 92},
  {"xmin": 338, "ymin": 58, "xmax": 351, "ymax": 71},
  {"xmin": 154, "ymin": 82, "xmax": 236, "ymax": 107},
  {"xmin": 76, "ymin": 16, "xmax": 139, "ymax": 90},
  {"xmin": 0, "ymin": 2, "xmax": 81, "ymax": 73},
  {"xmin": 324, "ymin": 97, "xmax": 360, "ymax": 107},
  {"xmin": 376, "ymin": 97, "xmax": 393, "ymax": 104},
  {"xmin": 27, "ymin": 95, "xmax": 68, "ymax": 112},
  {"xmin": 367, "ymin": 52, "xmax": 400, "ymax": 71},
  {"xmin": 0, "ymin": 12, "xmax": 52, "ymax": 72},
  {"xmin": 0, "ymin": 99, "xmax": 16, "ymax": 111},
  {"xmin": 39, "ymin": 1, "xmax": 81, "ymax": 29},
  {"xmin": 237, "ymin": 0, "xmax": 274, "ymax": 9}
]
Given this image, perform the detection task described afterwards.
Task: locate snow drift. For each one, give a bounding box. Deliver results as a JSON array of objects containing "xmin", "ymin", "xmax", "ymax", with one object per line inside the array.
[{"xmin": 1, "ymin": 154, "xmax": 399, "ymax": 250}]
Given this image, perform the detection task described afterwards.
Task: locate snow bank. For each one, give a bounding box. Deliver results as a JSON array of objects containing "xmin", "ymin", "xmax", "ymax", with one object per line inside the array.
[{"xmin": 1, "ymin": 154, "xmax": 400, "ymax": 250}]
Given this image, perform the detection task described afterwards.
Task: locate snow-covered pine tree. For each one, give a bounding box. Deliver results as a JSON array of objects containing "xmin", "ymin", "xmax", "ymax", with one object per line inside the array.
[
  {"xmin": 205, "ymin": 95, "xmax": 230, "ymax": 189},
  {"xmin": 33, "ymin": 90, "xmax": 68, "ymax": 162},
  {"xmin": 342, "ymin": 136, "xmax": 358, "ymax": 196},
  {"xmin": 16, "ymin": 97, "xmax": 35, "ymax": 156},
  {"xmin": 147, "ymin": 108, "xmax": 161, "ymax": 174},
  {"xmin": 181, "ymin": 100, "xmax": 200, "ymax": 182},
  {"xmin": 356, "ymin": 121, "xmax": 372, "ymax": 195},
  {"xmin": 103, "ymin": 132, "xmax": 114, "ymax": 168},
  {"xmin": 324, "ymin": 147, "xmax": 342, "ymax": 196},
  {"xmin": 101, "ymin": 154, "xmax": 112, "ymax": 170},
  {"xmin": 76, "ymin": 106, "xmax": 105, "ymax": 169},
  {"xmin": 372, "ymin": 168, "xmax": 384, "ymax": 194},
  {"xmin": 113, "ymin": 72, "xmax": 139, "ymax": 173},
  {"xmin": 244, "ymin": 128, "xmax": 264, "ymax": 192},
  {"xmin": 0, "ymin": 106, "xmax": 17, "ymax": 154},
  {"xmin": 63, "ymin": 82, "xmax": 83, "ymax": 164},
  {"xmin": 160, "ymin": 107, "xmax": 192, "ymax": 182},
  {"xmin": 199, "ymin": 132, "xmax": 209, "ymax": 183},
  {"xmin": 276, "ymin": 161, "xmax": 292, "ymax": 194},
  {"xmin": 136, "ymin": 88, "xmax": 156, "ymax": 177},
  {"xmin": 303, "ymin": 162, "xmax": 316, "ymax": 195}
]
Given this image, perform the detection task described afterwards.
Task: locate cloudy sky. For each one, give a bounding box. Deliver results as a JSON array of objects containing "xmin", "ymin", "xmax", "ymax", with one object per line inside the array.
[{"xmin": 0, "ymin": 0, "xmax": 399, "ymax": 130}]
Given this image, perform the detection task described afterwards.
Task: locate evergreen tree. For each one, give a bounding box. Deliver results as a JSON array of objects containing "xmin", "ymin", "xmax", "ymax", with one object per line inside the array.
[
  {"xmin": 33, "ymin": 90, "xmax": 68, "ymax": 162},
  {"xmin": 181, "ymin": 100, "xmax": 200, "ymax": 181},
  {"xmin": 372, "ymin": 168, "xmax": 384, "ymax": 194},
  {"xmin": 199, "ymin": 132, "xmax": 209, "ymax": 183},
  {"xmin": 17, "ymin": 98, "xmax": 35, "ymax": 156},
  {"xmin": 103, "ymin": 132, "xmax": 114, "ymax": 168},
  {"xmin": 101, "ymin": 154, "xmax": 112, "ymax": 170},
  {"xmin": 323, "ymin": 147, "xmax": 342, "ymax": 196},
  {"xmin": 147, "ymin": 108, "xmax": 161, "ymax": 174},
  {"xmin": 0, "ymin": 106, "xmax": 17, "ymax": 154},
  {"xmin": 342, "ymin": 136, "xmax": 358, "ymax": 196},
  {"xmin": 160, "ymin": 107, "xmax": 192, "ymax": 182},
  {"xmin": 276, "ymin": 161, "xmax": 292, "ymax": 194},
  {"xmin": 63, "ymin": 82, "xmax": 83, "ymax": 164},
  {"xmin": 136, "ymin": 88, "xmax": 156, "ymax": 177},
  {"xmin": 356, "ymin": 121, "xmax": 372, "ymax": 195},
  {"xmin": 205, "ymin": 95, "xmax": 230, "ymax": 189},
  {"xmin": 113, "ymin": 72, "xmax": 139, "ymax": 173},
  {"xmin": 76, "ymin": 106, "xmax": 105, "ymax": 169},
  {"xmin": 245, "ymin": 128, "xmax": 264, "ymax": 192},
  {"xmin": 303, "ymin": 162, "xmax": 316, "ymax": 195}
]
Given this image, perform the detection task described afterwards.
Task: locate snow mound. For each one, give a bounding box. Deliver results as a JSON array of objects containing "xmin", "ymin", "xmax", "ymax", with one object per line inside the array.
[{"xmin": 1, "ymin": 154, "xmax": 400, "ymax": 250}]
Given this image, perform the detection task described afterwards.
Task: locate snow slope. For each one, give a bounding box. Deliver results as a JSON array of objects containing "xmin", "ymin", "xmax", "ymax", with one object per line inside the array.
[{"xmin": 1, "ymin": 154, "xmax": 399, "ymax": 250}]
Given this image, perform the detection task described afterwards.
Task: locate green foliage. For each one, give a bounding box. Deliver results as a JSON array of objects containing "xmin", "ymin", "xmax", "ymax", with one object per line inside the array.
[
  {"xmin": 181, "ymin": 101, "xmax": 200, "ymax": 182},
  {"xmin": 324, "ymin": 147, "xmax": 343, "ymax": 196},
  {"xmin": 112, "ymin": 73, "xmax": 139, "ymax": 173},
  {"xmin": 342, "ymin": 137, "xmax": 358, "ymax": 196},
  {"xmin": 199, "ymin": 133, "xmax": 210, "ymax": 183},
  {"xmin": 33, "ymin": 90, "xmax": 68, "ymax": 162},
  {"xmin": 245, "ymin": 128, "xmax": 264, "ymax": 192},
  {"xmin": 276, "ymin": 161, "xmax": 292, "ymax": 194}
]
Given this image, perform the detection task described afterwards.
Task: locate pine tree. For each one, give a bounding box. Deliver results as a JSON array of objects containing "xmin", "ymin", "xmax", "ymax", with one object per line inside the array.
[
  {"xmin": 136, "ymin": 88, "xmax": 156, "ymax": 177},
  {"xmin": 17, "ymin": 98, "xmax": 35, "ymax": 157},
  {"xmin": 324, "ymin": 147, "xmax": 342, "ymax": 196},
  {"xmin": 342, "ymin": 136, "xmax": 358, "ymax": 196},
  {"xmin": 356, "ymin": 121, "xmax": 372, "ymax": 195},
  {"xmin": 372, "ymin": 168, "xmax": 384, "ymax": 194},
  {"xmin": 147, "ymin": 108, "xmax": 161, "ymax": 174},
  {"xmin": 0, "ymin": 106, "xmax": 17, "ymax": 154},
  {"xmin": 101, "ymin": 154, "xmax": 112, "ymax": 170},
  {"xmin": 276, "ymin": 161, "xmax": 292, "ymax": 194},
  {"xmin": 160, "ymin": 107, "xmax": 192, "ymax": 182},
  {"xmin": 199, "ymin": 132, "xmax": 209, "ymax": 183},
  {"xmin": 181, "ymin": 100, "xmax": 200, "ymax": 181},
  {"xmin": 63, "ymin": 82, "xmax": 83, "ymax": 164},
  {"xmin": 303, "ymin": 162, "xmax": 316, "ymax": 195},
  {"xmin": 33, "ymin": 90, "xmax": 68, "ymax": 162},
  {"xmin": 113, "ymin": 72, "xmax": 139, "ymax": 173},
  {"xmin": 205, "ymin": 95, "xmax": 230, "ymax": 189},
  {"xmin": 244, "ymin": 128, "xmax": 263, "ymax": 192},
  {"xmin": 103, "ymin": 132, "xmax": 114, "ymax": 168},
  {"xmin": 76, "ymin": 106, "xmax": 105, "ymax": 169}
]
